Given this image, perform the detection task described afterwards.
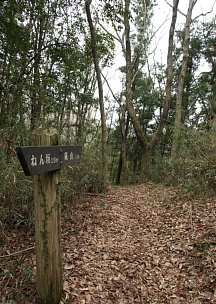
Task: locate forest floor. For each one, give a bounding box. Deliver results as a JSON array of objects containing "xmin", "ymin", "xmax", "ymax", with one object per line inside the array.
[{"xmin": 0, "ymin": 184, "xmax": 216, "ymax": 303}]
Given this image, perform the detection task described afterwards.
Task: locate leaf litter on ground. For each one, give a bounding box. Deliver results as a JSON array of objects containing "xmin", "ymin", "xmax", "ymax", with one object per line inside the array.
[{"xmin": 0, "ymin": 184, "xmax": 216, "ymax": 303}]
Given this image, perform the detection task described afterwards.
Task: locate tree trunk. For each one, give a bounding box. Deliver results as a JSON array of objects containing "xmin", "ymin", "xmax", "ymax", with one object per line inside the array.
[
  {"xmin": 115, "ymin": 106, "xmax": 129, "ymax": 185},
  {"xmin": 124, "ymin": 0, "xmax": 147, "ymax": 151},
  {"xmin": 140, "ymin": 146, "xmax": 153, "ymax": 182},
  {"xmin": 124, "ymin": 0, "xmax": 179, "ymax": 182},
  {"xmin": 85, "ymin": 0, "xmax": 108, "ymax": 190},
  {"xmin": 31, "ymin": 5, "xmax": 46, "ymax": 130},
  {"xmin": 149, "ymin": 0, "xmax": 179, "ymax": 151},
  {"xmin": 171, "ymin": 0, "xmax": 197, "ymax": 160}
]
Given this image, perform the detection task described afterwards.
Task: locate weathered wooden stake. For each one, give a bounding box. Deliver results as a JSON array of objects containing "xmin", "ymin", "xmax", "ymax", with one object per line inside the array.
[{"xmin": 33, "ymin": 128, "xmax": 62, "ymax": 303}]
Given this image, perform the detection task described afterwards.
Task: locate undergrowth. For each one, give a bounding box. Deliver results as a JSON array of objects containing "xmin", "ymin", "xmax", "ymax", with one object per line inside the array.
[{"xmin": 152, "ymin": 128, "xmax": 216, "ymax": 196}]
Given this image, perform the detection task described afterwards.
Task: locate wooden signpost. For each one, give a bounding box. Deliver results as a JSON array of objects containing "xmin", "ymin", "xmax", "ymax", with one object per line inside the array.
[{"xmin": 16, "ymin": 128, "xmax": 82, "ymax": 304}]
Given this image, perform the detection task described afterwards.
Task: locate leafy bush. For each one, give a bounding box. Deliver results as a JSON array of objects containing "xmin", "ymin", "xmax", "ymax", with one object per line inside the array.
[
  {"xmin": 0, "ymin": 139, "xmax": 106, "ymax": 233},
  {"xmin": 61, "ymin": 144, "xmax": 107, "ymax": 203},
  {"xmin": 0, "ymin": 151, "xmax": 34, "ymax": 227},
  {"xmin": 152, "ymin": 128, "xmax": 216, "ymax": 196}
]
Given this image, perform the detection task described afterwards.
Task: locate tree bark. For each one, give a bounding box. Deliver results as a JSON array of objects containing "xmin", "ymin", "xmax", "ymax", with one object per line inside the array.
[
  {"xmin": 124, "ymin": 0, "xmax": 179, "ymax": 181},
  {"xmin": 85, "ymin": 0, "xmax": 108, "ymax": 190},
  {"xmin": 149, "ymin": 0, "xmax": 179, "ymax": 152},
  {"xmin": 171, "ymin": 0, "xmax": 197, "ymax": 160},
  {"xmin": 124, "ymin": 0, "xmax": 148, "ymax": 151},
  {"xmin": 115, "ymin": 106, "xmax": 129, "ymax": 185},
  {"xmin": 143, "ymin": 0, "xmax": 179, "ymax": 179},
  {"xmin": 31, "ymin": 1, "xmax": 48, "ymax": 130}
]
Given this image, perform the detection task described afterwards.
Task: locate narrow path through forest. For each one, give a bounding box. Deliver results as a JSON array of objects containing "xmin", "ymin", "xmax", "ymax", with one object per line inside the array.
[
  {"xmin": 61, "ymin": 184, "xmax": 216, "ymax": 303},
  {"xmin": 0, "ymin": 184, "xmax": 216, "ymax": 303}
]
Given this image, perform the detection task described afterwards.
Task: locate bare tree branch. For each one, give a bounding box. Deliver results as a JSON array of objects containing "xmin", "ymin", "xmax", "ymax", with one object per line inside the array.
[
  {"xmin": 193, "ymin": 0, "xmax": 215, "ymax": 21},
  {"xmin": 164, "ymin": 0, "xmax": 186, "ymax": 17},
  {"xmin": 98, "ymin": 21, "xmax": 123, "ymax": 45},
  {"xmin": 0, "ymin": 246, "xmax": 35, "ymax": 259},
  {"xmin": 101, "ymin": 72, "xmax": 122, "ymax": 104}
]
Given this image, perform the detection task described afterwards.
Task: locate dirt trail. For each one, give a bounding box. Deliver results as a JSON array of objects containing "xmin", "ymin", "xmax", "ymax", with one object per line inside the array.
[
  {"xmin": 61, "ymin": 184, "xmax": 216, "ymax": 303},
  {"xmin": 0, "ymin": 184, "xmax": 215, "ymax": 303}
]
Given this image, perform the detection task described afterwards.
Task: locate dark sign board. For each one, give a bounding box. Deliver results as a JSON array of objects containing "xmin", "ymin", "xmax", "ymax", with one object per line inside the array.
[{"xmin": 16, "ymin": 145, "xmax": 82, "ymax": 176}]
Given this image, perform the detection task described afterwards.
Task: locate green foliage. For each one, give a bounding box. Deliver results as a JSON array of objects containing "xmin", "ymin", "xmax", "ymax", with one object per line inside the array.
[
  {"xmin": 0, "ymin": 137, "xmax": 107, "ymax": 232},
  {"xmin": 61, "ymin": 143, "xmax": 107, "ymax": 203},
  {"xmin": 0, "ymin": 151, "xmax": 34, "ymax": 228},
  {"xmin": 133, "ymin": 71, "xmax": 162, "ymax": 134},
  {"xmin": 172, "ymin": 19, "xmax": 216, "ymax": 128},
  {"xmin": 0, "ymin": 0, "xmax": 215, "ymax": 211},
  {"xmin": 0, "ymin": 255, "xmax": 33, "ymax": 302},
  {"xmin": 152, "ymin": 128, "xmax": 216, "ymax": 196}
]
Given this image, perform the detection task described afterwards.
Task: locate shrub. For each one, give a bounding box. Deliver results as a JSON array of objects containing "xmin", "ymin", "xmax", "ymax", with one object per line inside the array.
[
  {"xmin": 61, "ymin": 143, "xmax": 107, "ymax": 203},
  {"xmin": 152, "ymin": 128, "xmax": 216, "ymax": 196}
]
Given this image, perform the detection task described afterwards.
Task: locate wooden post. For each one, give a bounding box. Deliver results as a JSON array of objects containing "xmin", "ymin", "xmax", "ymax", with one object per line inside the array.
[{"xmin": 33, "ymin": 128, "xmax": 62, "ymax": 303}]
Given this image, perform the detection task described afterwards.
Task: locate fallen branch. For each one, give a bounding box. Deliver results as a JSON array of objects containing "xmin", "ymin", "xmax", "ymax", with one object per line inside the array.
[
  {"xmin": 0, "ymin": 246, "xmax": 35, "ymax": 259},
  {"xmin": 85, "ymin": 192, "xmax": 105, "ymax": 196}
]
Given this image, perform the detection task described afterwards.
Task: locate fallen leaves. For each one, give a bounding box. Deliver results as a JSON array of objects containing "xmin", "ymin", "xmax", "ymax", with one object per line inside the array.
[
  {"xmin": 0, "ymin": 184, "xmax": 216, "ymax": 303},
  {"xmin": 60, "ymin": 185, "xmax": 216, "ymax": 303}
]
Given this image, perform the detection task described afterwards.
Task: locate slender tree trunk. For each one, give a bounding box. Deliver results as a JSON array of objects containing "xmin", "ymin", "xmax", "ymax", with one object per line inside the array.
[
  {"xmin": 124, "ymin": 0, "xmax": 148, "ymax": 182},
  {"xmin": 124, "ymin": 0, "xmax": 179, "ymax": 181},
  {"xmin": 124, "ymin": 0, "xmax": 147, "ymax": 151},
  {"xmin": 31, "ymin": 4, "xmax": 46, "ymax": 130},
  {"xmin": 116, "ymin": 106, "xmax": 129, "ymax": 185},
  {"xmin": 142, "ymin": 0, "xmax": 179, "ymax": 180},
  {"xmin": 115, "ymin": 155, "xmax": 123, "ymax": 185},
  {"xmin": 171, "ymin": 0, "xmax": 197, "ymax": 160},
  {"xmin": 85, "ymin": 0, "xmax": 108, "ymax": 190},
  {"xmin": 149, "ymin": 0, "xmax": 179, "ymax": 151},
  {"xmin": 120, "ymin": 109, "xmax": 129, "ymax": 184}
]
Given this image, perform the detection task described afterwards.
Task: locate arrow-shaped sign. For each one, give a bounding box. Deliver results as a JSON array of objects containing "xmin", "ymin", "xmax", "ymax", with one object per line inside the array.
[{"xmin": 16, "ymin": 145, "xmax": 82, "ymax": 176}]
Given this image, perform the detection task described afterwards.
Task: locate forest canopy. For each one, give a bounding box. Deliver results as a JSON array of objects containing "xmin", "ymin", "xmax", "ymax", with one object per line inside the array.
[{"xmin": 0, "ymin": 0, "xmax": 215, "ymax": 197}]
